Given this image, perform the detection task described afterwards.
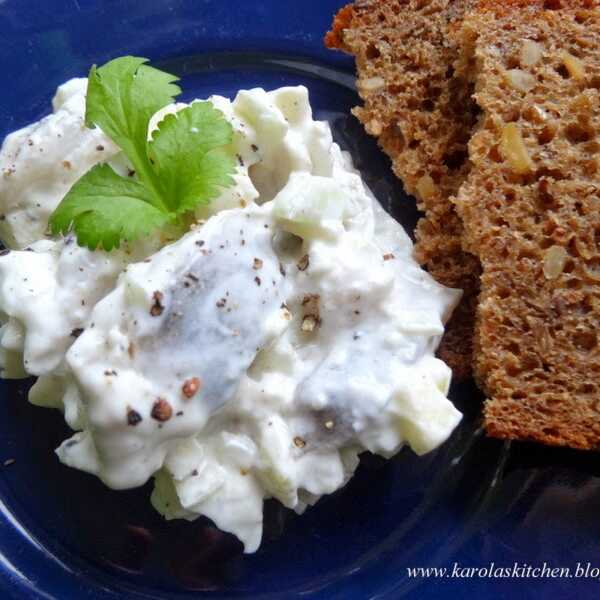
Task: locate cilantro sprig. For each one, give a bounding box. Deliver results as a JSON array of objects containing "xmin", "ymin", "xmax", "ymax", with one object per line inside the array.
[{"xmin": 49, "ymin": 56, "xmax": 236, "ymax": 250}]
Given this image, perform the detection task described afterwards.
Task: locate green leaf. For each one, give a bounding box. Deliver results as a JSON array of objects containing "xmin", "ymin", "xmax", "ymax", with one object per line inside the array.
[
  {"xmin": 148, "ymin": 101, "xmax": 236, "ymax": 213},
  {"xmin": 85, "ymin": 56, "xmax": 181, "ymax": 210},
  {"xmin": 49, "ymin": 164, "xmax": 172, "ymax": 251},
  {"xmin": 85, "ymin": 56, "xmax": 180, "ymax": 150},
  {"xmin": 48, "ymin": 56, "xmax": 237, "ymax": 252}
]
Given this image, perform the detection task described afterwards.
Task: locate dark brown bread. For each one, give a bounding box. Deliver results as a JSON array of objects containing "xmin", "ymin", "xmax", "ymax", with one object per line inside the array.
[
  {"xmin": 326, "ymin": 0, "xmax": 481, "ymax": 380},
  {"xmin": 454, "ymin": 1, "xmax": 600, "ymax": 448}
]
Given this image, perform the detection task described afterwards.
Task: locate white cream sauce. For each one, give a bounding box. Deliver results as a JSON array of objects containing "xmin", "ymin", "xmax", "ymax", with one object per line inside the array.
[{"xmin": 0, "ymin": 81, "xmax": 462, "ymax": 552}]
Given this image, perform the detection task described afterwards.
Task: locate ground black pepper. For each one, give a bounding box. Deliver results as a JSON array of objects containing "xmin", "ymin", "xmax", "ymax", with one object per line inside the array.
[
  {"xmin": 151, "ymin": 398, "xmax": 173, "ymax": 422},
  {"xmin": 182, "ymin": 377, "xmax": 202, "ymax": 398},
  {"xmin": 127, "ymin": 408, "xmax": 143, "ymax": 426},
  {"xmin": 297, "ymin": 254, "xmax": 309, "ymax": 271},
  {"xmin": 150, "ymin": 291, "xmax": 164, "ymax": 316}
]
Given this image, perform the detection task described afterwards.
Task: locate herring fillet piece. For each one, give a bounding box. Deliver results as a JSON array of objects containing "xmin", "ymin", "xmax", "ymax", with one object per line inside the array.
[
  {"xmin": 61, "ymin": 206, "xmax": 289, "ymax": 488},
  {"xmin": 0, "ymin": 79, "xmax": 117, "ymax": 249}
]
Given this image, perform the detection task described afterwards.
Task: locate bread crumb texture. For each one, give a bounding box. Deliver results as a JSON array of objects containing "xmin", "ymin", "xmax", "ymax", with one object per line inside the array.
[{"xmin": 455, "ymin": 1, "xmax": 600, "ymax": 449}]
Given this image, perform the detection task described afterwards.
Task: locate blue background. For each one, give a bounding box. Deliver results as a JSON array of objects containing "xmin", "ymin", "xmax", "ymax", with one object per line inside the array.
[{"xmin": 0, "ymin": 1, "xmax": 599, "ymax": 598}]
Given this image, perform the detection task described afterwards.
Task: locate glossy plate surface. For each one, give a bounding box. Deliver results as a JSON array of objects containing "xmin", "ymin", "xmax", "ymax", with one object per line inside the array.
[{"xmin": 0, "ymin": 1, "xmax": 599, "ymax": 598}]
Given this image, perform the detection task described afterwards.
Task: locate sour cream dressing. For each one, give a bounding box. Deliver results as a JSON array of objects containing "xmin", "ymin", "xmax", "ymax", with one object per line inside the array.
[{"xmin": 0, "ymin": 80, "xmax": 462, "ymax": 552}]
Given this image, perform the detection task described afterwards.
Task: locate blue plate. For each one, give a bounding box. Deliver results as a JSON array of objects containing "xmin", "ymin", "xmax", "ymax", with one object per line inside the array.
[{"xmin": 0, "ymin": 1, "xmax": 599, "ymax": 598}]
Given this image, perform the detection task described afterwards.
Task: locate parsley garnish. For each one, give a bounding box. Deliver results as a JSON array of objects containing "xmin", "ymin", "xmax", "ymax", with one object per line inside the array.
[{"xmin": 49, "ymin": 56, "xmax": 236, "ymax": 250}]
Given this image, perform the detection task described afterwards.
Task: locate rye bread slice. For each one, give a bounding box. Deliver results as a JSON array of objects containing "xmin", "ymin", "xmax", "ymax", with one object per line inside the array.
[
  {"xmin": 326, "ymin": 0, "xmax": 481, "ymax": 380},
  {"xmin": 454, "ymin": 1, "xmax": 600, "ymax": 448}
]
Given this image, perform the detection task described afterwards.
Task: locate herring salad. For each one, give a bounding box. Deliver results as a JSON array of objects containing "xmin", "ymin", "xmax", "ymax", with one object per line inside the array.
[{"xmin": 0, "ymin": 58, "xmax": 462, "ymax": 552}]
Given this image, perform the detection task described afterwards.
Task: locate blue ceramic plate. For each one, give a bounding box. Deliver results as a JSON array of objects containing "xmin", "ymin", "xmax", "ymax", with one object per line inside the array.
[{"xmin": 0, "ymin": 1, "xmax": 598, "ymax": 599}]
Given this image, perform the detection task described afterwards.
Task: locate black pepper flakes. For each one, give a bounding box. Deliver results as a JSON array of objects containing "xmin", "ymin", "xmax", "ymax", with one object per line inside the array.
[
  {"xmin": 383, "ymin": 253, "xmax": 395, "ymax": 261},
  {"xmin": 293, "ymin": 436, "xmax": 306, "ymax": 448},
  {"xmin": 70, "ymin": 327, "xmax": 84, "ymax": 338},
  {"xmin": 253, "ymin": 258, "xmax": 263, "ymax": 270},
  {"xmin": 301, "ymin": 293, "xmax": 320, "ymax": 308},
  {"xmin": 251, "ymin": 144, "xmax": 259, "ymax": 152},
  {"xmin": 301, "ymin": 294, "xmax": 321, "ymax": 332},
  {"xmin": 236, "ymin": 154, "xmax": 244, "ymax": 167},
  {"xmin": 96, "ymin": 145, "xmax": 105, "ymax": 151},
  {"xmin": 216, "ymin": 298, "xmax": 227, "ymax": 308},
  {"xmin": 195, "ymin": 240, "xmax": 205, "ymax": 247},
  {"xmin": 301, "ymin": 315, "xmax": 319, "ymax": 332},
  {"xmin": 297, "ymin": 254, "xmax": 309, "ymax": 271},
  {"xmin": 254, "ymin": 276, "xmax": 261, "ymax": 286},
  {"xmin": 182, "ymin": 376, "xmax": 202, "ymax": 398},
  {"xmin": 127, "ymin": 408, "xmax": 143, "ymax": 426},
  {"xmin": 150, "ymin": 291, "xmax": 165, "ymax": 316},
  {"xmin": 151, "ymin": 398, "xmax": 173, "ymax": 422}
]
